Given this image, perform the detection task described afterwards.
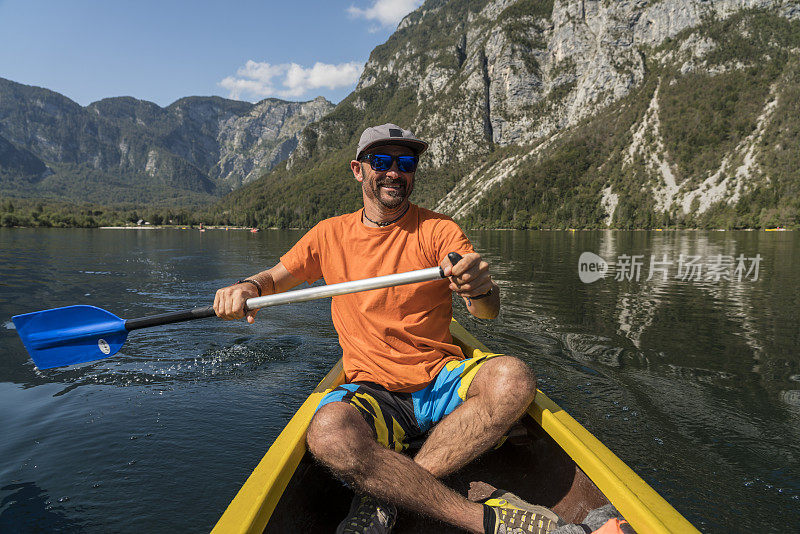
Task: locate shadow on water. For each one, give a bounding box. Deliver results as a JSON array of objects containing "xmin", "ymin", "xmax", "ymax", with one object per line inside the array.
[{"xmin": 0, "ymin": 482, "xmax": 86, "ymax": 532}]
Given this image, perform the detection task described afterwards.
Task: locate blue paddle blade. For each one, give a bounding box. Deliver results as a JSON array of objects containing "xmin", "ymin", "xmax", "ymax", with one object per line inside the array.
[{"xmin": 12, "ymin": 305, "xmax": 129, "ymax": 369}]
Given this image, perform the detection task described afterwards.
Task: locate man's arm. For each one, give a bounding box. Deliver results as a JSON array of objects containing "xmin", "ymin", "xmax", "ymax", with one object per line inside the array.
[
  {"xmin": 213, "ymin": 262, "xmax": 302, "ymax": 323},
  {"xmin": 441, "ymin": 253, "xmax": 500, "ymax": 320}
]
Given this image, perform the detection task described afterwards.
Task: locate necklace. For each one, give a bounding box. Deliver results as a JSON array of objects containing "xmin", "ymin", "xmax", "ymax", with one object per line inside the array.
[{"xmin": 362, "ymin": 204, "xmax": 409, "ymax": 227}]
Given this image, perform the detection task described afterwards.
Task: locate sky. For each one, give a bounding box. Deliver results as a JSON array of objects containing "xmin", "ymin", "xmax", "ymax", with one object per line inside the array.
[{"xmin": 0, "ymin": 0, "xmax": 424, "ymax": 107}]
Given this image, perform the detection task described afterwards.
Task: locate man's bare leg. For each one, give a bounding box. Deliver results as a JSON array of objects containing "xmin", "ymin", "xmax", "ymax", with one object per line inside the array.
[
  {"xmin": 306, "ymin": 356, "xmax": 536, "ymax": 533},
  {"xmin": 414, "ymin": 355, "xmax": 537, "ymax": 477},
  {"xmin": 307, "ymin": 401, "xmax": 487, "ymax": 533}
]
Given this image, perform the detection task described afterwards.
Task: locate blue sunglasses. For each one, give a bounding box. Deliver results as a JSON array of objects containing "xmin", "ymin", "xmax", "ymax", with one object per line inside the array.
[{"xmin": 360, "ymin": 154, "xmax": 419, "ymax": 172}]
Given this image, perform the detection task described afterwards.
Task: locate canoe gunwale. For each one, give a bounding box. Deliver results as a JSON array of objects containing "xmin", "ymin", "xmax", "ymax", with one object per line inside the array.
[
  {"xmin": 212, "ymin": 359, "xmax": 344, "ymax": 534},
  {"xmin": 449, "ymin": 321, "xmax": 698, "ymax": 534},
  {"xmin": 212, "ymin": 320, "xmax": 698, "ymax": 534}
]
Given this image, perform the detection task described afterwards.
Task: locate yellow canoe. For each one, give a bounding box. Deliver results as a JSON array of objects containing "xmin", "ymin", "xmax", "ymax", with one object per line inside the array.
[{"xmin": 213, "ymin": 320, "xmax": 699, "ymax": 533}]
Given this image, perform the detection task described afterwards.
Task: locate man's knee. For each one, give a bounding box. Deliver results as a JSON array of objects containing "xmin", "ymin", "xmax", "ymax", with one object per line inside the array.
[
  {"xmin": 306, "ymin": 402, "xmax": 374, "ymax": 471},
  {"xmin": 474, "ymin": 356, "xmax": 537, "ymax": 407}
]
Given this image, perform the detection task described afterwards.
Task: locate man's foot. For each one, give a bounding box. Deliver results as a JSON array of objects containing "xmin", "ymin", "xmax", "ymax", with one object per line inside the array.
[
  {"xmin": 481, "ymin": 489, "xmax": 563, "ymax": 534},
  {"xmin": 335, "ymin": 493, "xmax": 397, "ymax": 534}
]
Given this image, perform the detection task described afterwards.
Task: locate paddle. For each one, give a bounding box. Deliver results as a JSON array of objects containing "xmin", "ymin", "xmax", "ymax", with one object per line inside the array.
[{"xmin": 12, "ymin": 252, "xmax": 464, "ymax": 370}]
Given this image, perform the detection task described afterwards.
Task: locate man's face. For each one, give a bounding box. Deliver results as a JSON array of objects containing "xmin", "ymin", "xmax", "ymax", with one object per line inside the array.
[{"xmin": 352, "ymin": 145, "xmax": 416, "ymax": 210}]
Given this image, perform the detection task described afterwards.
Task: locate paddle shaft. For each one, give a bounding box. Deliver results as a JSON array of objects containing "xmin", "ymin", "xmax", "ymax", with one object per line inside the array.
[
  {"xmin": 13, "ymin": 253, "xmax": 464, "ymax": 369},
  {"xmin": 124, "ymin": 262, "xmax": 456, "ymax": 332}
]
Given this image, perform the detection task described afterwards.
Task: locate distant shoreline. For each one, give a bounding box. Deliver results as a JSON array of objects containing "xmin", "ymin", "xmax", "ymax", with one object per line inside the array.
[
  {"xmin": 98, "ymin": 225, "xmax": 255, "ymax": 230},
  {"xmin": 44, "ymin": 226, "xmax": 797, "ymax": 232},
  {"xmin": 2, "ymin": 224, "xmax": 793, "ymax": 232}
]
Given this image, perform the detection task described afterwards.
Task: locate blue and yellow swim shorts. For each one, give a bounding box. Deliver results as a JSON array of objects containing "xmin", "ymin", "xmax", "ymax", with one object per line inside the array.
[{"xmin": 316, "ymin": 353, "xmax": 497, "ymax": 451}]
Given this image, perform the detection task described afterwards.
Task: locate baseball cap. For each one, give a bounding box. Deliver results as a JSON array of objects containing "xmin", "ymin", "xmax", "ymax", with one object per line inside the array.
[{"xmin": 355, "ymin": 123, "xmax": 428, "ymax": 160}]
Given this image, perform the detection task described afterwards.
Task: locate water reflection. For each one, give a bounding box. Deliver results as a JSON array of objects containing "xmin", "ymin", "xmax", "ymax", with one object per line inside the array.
[
  {"xmin": 781, "ymin": 390, "xmax": 800, "ymax": 408},
  {"xmin": 0, "ymin": 482, "xmax": 86, "ymax": 532},
  {"xmin": 1, "ymin": 228, "xmax": 798, "ymax": 532},
  {"xmin": 464, "ymin": 229, "xmax": 800, "ymax": 531},
  {"xmin": 542, "ymin": 231, "xmax": 799, "ymax": 400}
]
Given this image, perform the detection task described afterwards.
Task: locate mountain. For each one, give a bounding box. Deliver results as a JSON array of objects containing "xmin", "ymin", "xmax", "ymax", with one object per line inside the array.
[
  {"xmin": 0, "ymin": 78, "xmax": 334, "ymax": 206},
  {"xmin": 0, "ymin": 134, "xmax": 48, "ymax": 182},
  {"xmin": 210, "ymin": 0, "xmax": 800, "ymax": 229}
]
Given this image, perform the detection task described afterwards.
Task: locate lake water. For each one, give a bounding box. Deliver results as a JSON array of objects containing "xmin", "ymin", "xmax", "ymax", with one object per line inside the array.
[{"xmin": 0, "ymin": 228, "xmax": 798, "ymax": 532}]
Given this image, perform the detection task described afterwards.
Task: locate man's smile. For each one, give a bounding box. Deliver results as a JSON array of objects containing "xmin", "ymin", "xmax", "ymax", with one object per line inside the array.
[{"xmin": 378, "ymin": 181, "xmax": 406, "ymax": 195}]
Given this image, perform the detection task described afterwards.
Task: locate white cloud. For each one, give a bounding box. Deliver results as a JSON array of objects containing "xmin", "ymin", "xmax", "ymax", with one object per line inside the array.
[
  {"xmin": 347, "ymin": 0, "xmax": 423, "ymax": 28},
  {"xmin": 219, "ymin": 60, "xmax": 364, "ymax": 101}
]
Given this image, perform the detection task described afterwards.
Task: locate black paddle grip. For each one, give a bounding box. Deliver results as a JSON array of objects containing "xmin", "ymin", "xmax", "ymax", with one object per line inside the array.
[
  {"xmin": 125, "ymin": 305, "xmax": 217, "ymax": 331},
  {"xmin": 448, "ymin": 252, "xmax": 463, "ymax": 266},
  {"xmin": 437, "ymin": 252, "xmax": 464, "ymax": 277}
]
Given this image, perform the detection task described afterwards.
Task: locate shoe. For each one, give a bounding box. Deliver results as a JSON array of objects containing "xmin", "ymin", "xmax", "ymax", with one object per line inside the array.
[
  {"xmin": 335, "ymin": 493, "xmax": 397, "ymax": 534},
  {"xmin": 482, "ymin": 489, "xmax": 563, "ymax": 534}
]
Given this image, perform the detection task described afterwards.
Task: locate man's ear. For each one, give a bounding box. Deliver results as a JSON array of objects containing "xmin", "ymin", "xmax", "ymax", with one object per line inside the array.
[{"xmin": 351, "ymin": 160, "xmax": 364, "ymax": 182}]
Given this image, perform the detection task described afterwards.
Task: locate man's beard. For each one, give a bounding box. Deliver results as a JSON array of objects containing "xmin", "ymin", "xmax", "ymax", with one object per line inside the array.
[{"xmin": 370, "ymin": 176, "xmax": 413, "ymax": 209}]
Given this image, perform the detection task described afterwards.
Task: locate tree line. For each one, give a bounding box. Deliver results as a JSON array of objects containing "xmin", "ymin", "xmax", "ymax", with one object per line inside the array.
[{"xmin": 0, "ymin": 198, "xmax": 206, "ymax": 228}]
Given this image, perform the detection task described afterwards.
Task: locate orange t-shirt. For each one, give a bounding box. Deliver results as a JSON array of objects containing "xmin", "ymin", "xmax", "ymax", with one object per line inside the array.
[{"xmin": 280, "ymin": 203, "xmax": 474, "ymax": 392}]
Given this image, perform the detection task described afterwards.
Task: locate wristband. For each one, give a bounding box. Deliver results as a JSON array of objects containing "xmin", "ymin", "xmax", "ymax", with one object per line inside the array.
[
  {"xmin": 469, "ymin": 287, "xmax": 493, "ymax": 300},
  {"xmin": 235, "ymin": 279, "xmax": 262, "ymax": 296}
]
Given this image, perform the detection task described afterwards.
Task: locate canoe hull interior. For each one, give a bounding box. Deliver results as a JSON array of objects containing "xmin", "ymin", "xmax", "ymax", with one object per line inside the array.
[
  {"xmin": 213, "ymin": 320, "xmax": 698, "ymax": 534},
  {"xmin": 264, "ymin": 415, "xmax": 609, "ymax": 532}
]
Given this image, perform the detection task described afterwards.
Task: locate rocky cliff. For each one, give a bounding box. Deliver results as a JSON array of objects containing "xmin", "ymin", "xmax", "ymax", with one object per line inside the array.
[
  {"xmin": 213, "ymin": 0, "xmax": 800, "ymax": 229},
  {"xmin": 0, "ymin": 78, "xmax": 333, "ymax": 205}
]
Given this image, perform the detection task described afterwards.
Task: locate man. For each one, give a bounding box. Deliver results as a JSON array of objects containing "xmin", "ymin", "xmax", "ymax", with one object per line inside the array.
[{"xmin": 214, "ymin": 124, "xmax": 559, "ymax": 534}]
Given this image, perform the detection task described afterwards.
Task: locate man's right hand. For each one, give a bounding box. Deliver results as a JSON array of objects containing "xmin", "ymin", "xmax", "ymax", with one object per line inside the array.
[
  {"xmin": 214, "ymin": 283, "xmax": 260, "ymax": 324},
  {"xmin": 212, "ymin": 264, "xmax": 300, "ymax": 324}
]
